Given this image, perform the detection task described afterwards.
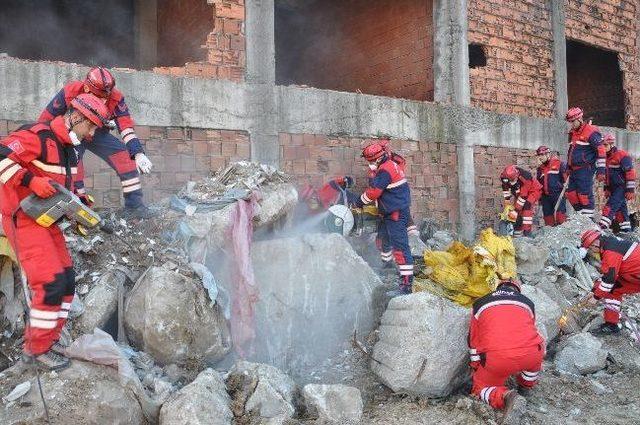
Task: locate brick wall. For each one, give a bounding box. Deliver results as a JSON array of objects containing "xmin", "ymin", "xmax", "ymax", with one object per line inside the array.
[
  {"xmin": 474, "ymin": 145, "xmax": 537, "ymax": 230},
  {"xmin": 276, "ymin": 0, "xmax": 434, "ymax": 101},
  {"xmin": 565, "ymin": 0, "xmax": 640, "ymax": 130},
  {"xmin": 0, "ymin": 120, "xmax": 250, "ymax": 207},
  {"xmin": 154, "ymin": 0, "xmax": 245, "ymax": 82},
  {"xmin": 468, "ymin": 0, "xmax": 555, "ymax": 117},
  {"xmin": 157, "ymin": 0, "xmax": 215, "ymax": 66},
  {"xmin": 279, "ymin": 134, "xmax": 458, "ymax": 228}
]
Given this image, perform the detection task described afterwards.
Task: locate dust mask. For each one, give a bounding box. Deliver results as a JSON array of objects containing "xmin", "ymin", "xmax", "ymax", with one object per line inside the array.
[
  {"xmin": 368, "ymin": 163, "xmax": 378, "ymax": 171},
  {"xmin": 69, "ymin": 131, "xmax": 82, "ymax": 146}
]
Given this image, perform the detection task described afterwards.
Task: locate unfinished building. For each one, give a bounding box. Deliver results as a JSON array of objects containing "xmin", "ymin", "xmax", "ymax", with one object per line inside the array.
[{"xmin": 1, "ymin": 0, "xmax": 639, "ymax": 240}]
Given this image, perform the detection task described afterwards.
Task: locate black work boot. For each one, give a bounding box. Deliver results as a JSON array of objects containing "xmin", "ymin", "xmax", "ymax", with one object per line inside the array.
[{"xmin": 23, "ymin": 350, "xmax": 70, "ymax": 371}]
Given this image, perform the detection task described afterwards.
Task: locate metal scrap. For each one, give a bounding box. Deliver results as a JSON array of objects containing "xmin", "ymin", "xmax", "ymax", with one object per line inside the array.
[{"xmin": 351, "ymin": 330, "xmax": 394, "ymax": 370}]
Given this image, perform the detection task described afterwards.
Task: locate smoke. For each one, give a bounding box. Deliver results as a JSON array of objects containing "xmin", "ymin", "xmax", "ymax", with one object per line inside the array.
[{"xmin": 0, "ymin": 0, "xmax": 135, "ymax": 68}]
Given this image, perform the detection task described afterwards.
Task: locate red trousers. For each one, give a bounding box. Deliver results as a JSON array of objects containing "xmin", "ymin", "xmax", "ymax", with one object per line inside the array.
[
  {"xmin": 2, "ymin": 211, "xmax": 75, "ymax": 355},
  {"xmin": 471, "ymin": 345, "xmax": 544, "ymax": 409},
  {"xmin": 601, "ymin": 280, "xmax": 640, "ymax": 324}
]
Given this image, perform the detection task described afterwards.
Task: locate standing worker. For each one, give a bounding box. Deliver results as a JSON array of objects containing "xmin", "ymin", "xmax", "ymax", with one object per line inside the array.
[
  {"xmin": 469, "ymin": 278, "xmax": 544, "ymax": 415},
  {"xmin": 582, "ymin": 229, "xmax": 640, "ymax": 335},
  {"xmin": 500, "ymin": 165, "xmax": 542, "ymax": 237},
  {"xmin": 599, "ymin": 134, "xmax": 635, "ymax": 233},
  {"xmin": 1, "ymin": 94, "xmax": 110, "ymax": 370},
  {"xmin": 535, "ymin": 146, "xmax": 567, "ymax": 226},
  {"xmin": 565, "ymin": 107, "xmax": 605, "ymax": 219},
  {"xmin": 39, "ymin": 67, "xmax": 153, "ymax": 218},
  {"xmin": 355, "ymin": 141, "xmax": 413, "ymax": 295}
]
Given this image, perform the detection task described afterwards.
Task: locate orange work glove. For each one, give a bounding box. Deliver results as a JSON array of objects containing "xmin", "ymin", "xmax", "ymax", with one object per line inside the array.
[{"xmin": 28, "ymin": 176, "xmax": 56, "ymax": 198}]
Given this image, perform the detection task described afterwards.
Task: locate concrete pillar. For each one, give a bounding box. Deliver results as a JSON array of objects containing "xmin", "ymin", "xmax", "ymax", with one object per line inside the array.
[
  {"xmin": 433, "ymin": 0, "xmax": 475, "ymax": 241},
  {"xmin": 245, "ymin": 0, "xmax": 279, "ymax": 166},
  {"xmin": 433, "ymin": 0, "xmax": 470, "ymax": 106},
  {"xmin": 550, "ymin": 0, "xmax": 568, "ymax": 118},
  {"xmin": 134, "ymin": 0, "xmax": 158, "ymax": 69}
]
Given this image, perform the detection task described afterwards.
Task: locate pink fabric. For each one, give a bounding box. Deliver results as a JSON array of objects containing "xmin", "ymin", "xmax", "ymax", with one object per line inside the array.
[{"xmin": 227, "ymin": 192, "xmax": 261, "ymax": 357}]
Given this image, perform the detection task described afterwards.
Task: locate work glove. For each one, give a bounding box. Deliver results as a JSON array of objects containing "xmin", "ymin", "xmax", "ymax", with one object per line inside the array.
[
  {"xmin": 507, "ymin": 210, "xmax": 518, "ymax": 221},
  {"xmin": 107, "ymin": 120, "xmax": 117, "ymax": 130},
  {"xmin": 28, "ymin": 176, "xmax": 56, "ymax": 198},
  {"xmin": 626, "ymin": 191, "xmax": 635, "ymax": 201},
  {"xmin": 135, "ymin": 153, "xmax": 153, "ymax": 174}
]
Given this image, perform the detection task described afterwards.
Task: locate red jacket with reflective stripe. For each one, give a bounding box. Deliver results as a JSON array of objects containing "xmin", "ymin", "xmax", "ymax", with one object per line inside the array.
[
  {"xmin": 0, "ymin": 118, "xmax": 77, "ymax": 216},
  {"xmin": 567, "ymin": 123, "xmax": 605, "ymax": 171},
  {"xmin": 605, "ymin": 147, "xmax": 636, "ymax": 193},
  {"xmin": 536, "ymin": 157, "xmax": 567, "ymax": 196},
  {"xmin": 593, "ymin": 236, "xmax": 640, "ymax": 297},
  {"xmin": 469, "ymin": 286, "xmax": 544, "ymax": 356},
  {"xmin": 501, "ymin": 167, "xmax": 542, "ymax": 210}
]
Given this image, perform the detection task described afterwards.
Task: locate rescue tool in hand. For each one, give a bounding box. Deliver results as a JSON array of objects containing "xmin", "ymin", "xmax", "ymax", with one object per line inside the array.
[{"xmin": 20, "ymin": 182, "xmax": 113, "ymax": 233}]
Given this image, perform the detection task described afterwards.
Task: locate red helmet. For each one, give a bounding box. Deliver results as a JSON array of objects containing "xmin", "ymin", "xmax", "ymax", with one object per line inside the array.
[
  {"xmin": 498, "ymin": 278, "xmax": 521, "ymax": 292},
  {"xmin": 378, "ymin": 139, "xmax": 391, "ymax": 154},
  {"xmin": 536, "ymin": 145, "xmax": 551, "ymax": 156},
  {"xmin": 565, "ymin": 107, "xmax": 584, "ymax": 122},
  {"xmin": 602, "ymin": 133, "xmax": 615, "ymax": 146},
  {"xmin": 500, "ymin": 165, "xmax": 519, "ymax": 181},
  {"xmin": 362, "ymin": 142, "xmax": 386, "ymax": 162},
  {"xmin": 70, "ymin": 94, "xmax": 110, "ymax": 128},
  {"xmin": 581, "ymin": 229, "xmax": 601, "ymax": 249},
  {"xmin": 85, "ymin": 67, "xmax": 115, "ymax": 98}
]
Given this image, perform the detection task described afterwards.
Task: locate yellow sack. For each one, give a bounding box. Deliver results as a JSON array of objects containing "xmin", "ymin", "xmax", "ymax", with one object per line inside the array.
[
  {"xmin": 0, "ymin": 236, "xmax": 16, "ymax": 263},
  {"xmin": 415, "ymin": 228, "xmax": 516, "ymax": 307}
]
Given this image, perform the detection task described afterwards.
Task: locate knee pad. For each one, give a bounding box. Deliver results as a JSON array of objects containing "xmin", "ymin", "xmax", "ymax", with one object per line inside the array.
[
  {"xmin": 109, "ymin": 151, "xmax": 137, "ymax": 174},
  {"xmin": 543, "ymin": 216, "xmax": 555, "ymax": 226},
  {"xmin": 577, "ymin": 193, "xmax": 591, "ymax": 207},
  {"xmin": 555, "ymin": 212, "xmax": 567, "ymax": 224},
  {"xmin": 43, "ymin": 272, "xmax": 68, "ymax": 306}
]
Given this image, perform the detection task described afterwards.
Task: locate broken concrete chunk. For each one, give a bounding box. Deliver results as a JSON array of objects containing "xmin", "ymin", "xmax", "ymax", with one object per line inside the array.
[
  {"xmin": 124, "ymin": 266, "xmax": 231, "ymax": 367},
  {"xmin": 426, "ymin": 230, "xmax": 454, "ymax": 251},
  {"xmin": 371, "ymin": 292, "xmax": 469, "ymax": 397},
  {"xmin": 0, "ymin": 361, "xmax": 144, "ymax": 425},
  {"xmin": 75, "ymin": 270, "xmax": 125, "ymax": 334},
  {"xmin": 521, "ymin": 284, "xmax": 562, "ymax": 342},
  {"xmin": 236, "ymin": 233, "xmax": 385, "ymax": 380},
  {"xmin": 226, "ymin": 361, "xmax": 297, "ymax": 423},
  {"xmin": 303, "ymin": 384, "xmax": 363, "ymax": 424},
  {"xmin": 554, "ymin": 333, "xmax": 608, "ymax": 375},
  {"xmin": 409, "ymin": 233, "xmax": 428, "ymax": 257},
  {"xmin": 159, "ymin": 369, "xmax": 233, "ymax": 425},
  {"xmin": 513, "ymin": 238, "xmax": 549, "ymax": 275}
]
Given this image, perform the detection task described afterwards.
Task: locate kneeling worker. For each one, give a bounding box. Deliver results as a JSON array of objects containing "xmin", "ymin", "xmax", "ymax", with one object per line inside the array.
[{"xmin": 469, "ymin": 278, "xmax": 545, "ymax": 414}]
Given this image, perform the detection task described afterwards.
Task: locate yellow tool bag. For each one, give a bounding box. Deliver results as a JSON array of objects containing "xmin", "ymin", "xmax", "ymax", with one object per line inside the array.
[{"xmin": 414, "ymin": 228, "xmax": 517, "ymax": 307}]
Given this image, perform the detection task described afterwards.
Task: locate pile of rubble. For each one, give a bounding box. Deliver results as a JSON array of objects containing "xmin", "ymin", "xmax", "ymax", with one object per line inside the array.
[{"xmin": 2, "ymin": 161, "xmax": 640, "ymax": 424}]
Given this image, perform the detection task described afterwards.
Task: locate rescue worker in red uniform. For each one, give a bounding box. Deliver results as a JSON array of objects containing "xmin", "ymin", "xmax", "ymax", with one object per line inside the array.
[
  {"xmin": 565, "ymin": 107, "xmax": 606, "ymax": 219},
  {"xmin": 582, "ymin": 229, "xmax": 640, "ymax": 334},
  {"xmin": 355, "ymin": 142, "xmax": 413, "ymax": 294},
  {"xmin": 39, "ymin": 67, "xmax": 153, "ymax": 218},
  {"xmin": 469, "ymin": 278, "xmax": 545, "ymax": 412},
  {"xmin": 378, "ymin": 139, "xmax": 418, "ymax": 236},
  {"xmin": 535, "ymin": 146, "xmax": 567, "ymax": 226},
  {"xmin": 501, "ymin": 165, "xmax": 543, "ymax": 237},
  {"xmin": 1, "ymin": 94, "xmax": 110, "ymax": 370},
  {"xmin": 599, "ymin": 134, "xmax": 636, "ymax": 233}
]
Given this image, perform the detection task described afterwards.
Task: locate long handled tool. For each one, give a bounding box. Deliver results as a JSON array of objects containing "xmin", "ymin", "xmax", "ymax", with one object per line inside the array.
[{"xmin": 553, "ymin": 175, "xmax": 570, "ymax": 222}]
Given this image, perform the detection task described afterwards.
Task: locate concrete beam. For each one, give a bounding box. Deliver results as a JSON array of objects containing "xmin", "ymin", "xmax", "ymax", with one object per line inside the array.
[
  {"xmin": 550, "ymin": 0, "xmax": 568, "ymax": 118},
  {"xmin": 433, "ymin": 0, "xmax": 470, "ymax": 106}
]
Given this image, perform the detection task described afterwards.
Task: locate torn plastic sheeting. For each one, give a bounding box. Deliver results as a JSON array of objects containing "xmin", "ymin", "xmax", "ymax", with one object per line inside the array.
[
  {"xmin": 65, "ymin": 328, "xmax": 163, "ymax": 423},
  {"xmin": 548, "ymin": 245, "xmax": 578, "ymax": 268},
  {"xmin": 2, "ymin": 381, "xmax": 31, "ymax": 403},
  {"xmin": 227, "ymin": 192, "xmax": 260, "ymax": 357},
  {"xmin": 190, "ymin": 262, "xmax": 231, "ymax": 320},
  {"xmin": 172, "ymin": 188, "xmax": 252, "ymax": 213}
]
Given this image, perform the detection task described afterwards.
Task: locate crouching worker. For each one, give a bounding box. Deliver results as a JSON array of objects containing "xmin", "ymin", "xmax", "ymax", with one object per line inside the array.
[
  {"xmin": 0, "ymin": 94, "xmax": 110, "ymax": 370},
  {"xmin": 469, "ymin": 278, "xmax": 545, "ymax": 413},
  {"xmin": 581, "ymin": 229, "xmax": 640, "ymax": 335},
  {"xmin": 501, "ymin": 165, "xmax": 542, "ymax": 237}
]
